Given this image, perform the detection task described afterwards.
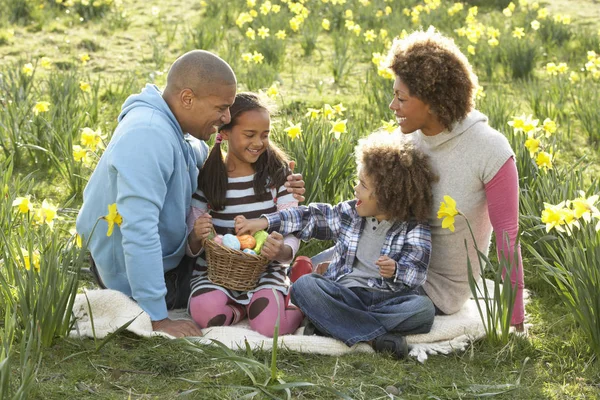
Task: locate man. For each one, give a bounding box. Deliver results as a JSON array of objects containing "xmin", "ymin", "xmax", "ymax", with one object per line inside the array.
[{"xmin": 76, "ymin": 51, "xmax": 304, "ymax": 338}]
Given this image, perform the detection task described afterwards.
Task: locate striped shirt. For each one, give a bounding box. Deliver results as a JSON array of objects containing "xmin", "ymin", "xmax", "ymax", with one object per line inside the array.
[
  {"xmin": 189, "ymin": 174, "xmax": 298, "ymax": 304},
  {"xmin": 263, "ymin": 200, "xmax": 431, "ymax": 290}
]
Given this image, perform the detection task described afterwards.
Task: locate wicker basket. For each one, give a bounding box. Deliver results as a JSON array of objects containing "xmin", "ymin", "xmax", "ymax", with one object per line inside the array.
[{"xmin": 204, "ymin": 236, "xmax": 270, "ymax": 291}]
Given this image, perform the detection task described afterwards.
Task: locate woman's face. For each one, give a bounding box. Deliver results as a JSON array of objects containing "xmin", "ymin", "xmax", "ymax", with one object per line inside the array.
[{"xmin": 389, "ymin": 77, "xmax": 442, "ymax": 136}]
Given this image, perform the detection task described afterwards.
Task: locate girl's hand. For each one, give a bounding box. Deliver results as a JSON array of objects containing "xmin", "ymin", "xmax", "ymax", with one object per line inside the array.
[
  {"xmin": 285, "ymin": 160, "xmax": 306, "ymax": 203},
  {"xmin": 234, "ymin": 215, "xmax": 268, "ymax": 235},
  {"xmin": 260, "ymin": 232, "xmax": 285, "ymax": 260},
  {"xmin": 376, "ymin": 256, "xmax": 397, "ymax": 279},
  {"xmin": 188, "ymin": 214, "xmax": 213, "ymax": 254}
]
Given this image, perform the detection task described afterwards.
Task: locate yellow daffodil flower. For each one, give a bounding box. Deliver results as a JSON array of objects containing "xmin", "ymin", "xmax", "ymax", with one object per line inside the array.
[
  {"xmin": 70, "ymin": 228, "xmax": 83, "ymax": 248},
  {"xmin": 103, "ymin": 203, "xmax": 123, "ymax": 237},
  {"xmin": 437, "ymin": 195, "xmax": 458, "ymax": 232},
  {"xmin": 531, "ymin": 20, "xmax": 540, "ymax": 30},
  {"xmin": 81, "ymin": 127, "xmax": 103, "ymax": 151},
  {"xmin": 22, "ymin": 63, "xmax": 34, "ymax": 76},
  {"xmin": 322, "ymin": 104, "xmax": 335, "ymax": 119},
  {"xmin": 257, "ymin": 26, "xmax": 269, "ymax": 39},
  {"xmin": 33, "ymin": 101, "xmax": 51, "ymax": 116},
  {"xmin": 266, "ymin": 84, "xmax": 278, "ymax": 98},
  {"xmin": 34, "ymin": 199, "xmax": 58, "ymax": 229},
  {"xmin": 40, "ymin": 57, "xmax": 52, "ymax": 69},
  {"xmin": 275, "ymin": 30, "xmax": 286, "ymax": 40},
  {"xmin": 246, "ymin": 27, "xmax": 256, "ymax": 40},
  {"xmin": 571, "ymin": 191, "xmax": 600, "ymax": 223},
  {"xmin": 80, "ymin": 53, "xmax": 90, "ymax": 65},
  {"xmin": 284, "ymin": 122, "xmax": 302, "ymax": 140},
  {"xmin": 524, "ymin": 134, "xmax": 540, "ymax": 158},
  {"xmin": 330, "ymin": 119, "xmax": 347, "ymax": 139},
  {"xmin": 305, "ymin": 108, "xmax": 321, "ymax": 119},
  {"xmin": 364, "ymin": 29, "xmax": 377, "ymax": 42},
  {"xmin": 251, "ymin": 51, "xmax": 264, "ymax": 64},
  {"xmin": 381, "ymin": 119, "xmax": 397, "ymax": 133},
  {"xmin": 536, "ymin": 151, "xmax": 553, "ymax": 171},
  {"xmin": 512, "ymin": 27, "xmax": 525, "ymax": 39},
  {"xmin": 80, "ymin": 81, "xmax": 91, "ymax": 92},
  {"xmin": 542, "ymin": 118, "xmax": 557, "ymax": 136},
  {"xmin": 20, "ymin": 247, "xmax": 41, "ymax": 271},
  {"xmin": 242, "ymin": 52, "xmax": 253, "ymax": 63},
  {"xmin": 12, "ymin": 195, "xmax": 33, "ymax": 214},
  {"xmin": 541, "ymin": 201, "xmax": 568, "ymax": 232},
  {"xmin": 322, "ymin": 18, "xmax": 330, "ymax": 30}
]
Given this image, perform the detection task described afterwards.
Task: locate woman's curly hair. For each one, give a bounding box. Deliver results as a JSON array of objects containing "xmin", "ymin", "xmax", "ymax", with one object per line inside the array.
[
  {"xmin": 387, "ymin": 27, "xmax": 478, "ymax": 130},
  {"xmin": 356, "ymin": 131, "xmax": 438, "ymax": 222}
]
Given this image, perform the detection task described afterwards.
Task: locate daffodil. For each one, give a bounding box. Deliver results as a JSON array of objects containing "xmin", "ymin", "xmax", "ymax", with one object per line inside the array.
[
  {"xmin": 570, "ymin": 191, "xmax": 600, "ymax": 223},
  {"xmin": 542, "ymin": 118, "xmax": 557, "ymax": 136},
  {"xmin": 467, "ymin": 45, "xmax": 475, "ymax": 55},
  {"xmin": 34, "ymin": 199, "xmax": 58, "ymax": 229},
  {"xmin": 266, "ymin": 84, "xmax": 278, "ymax": 98},
  {"xmin": 305, "ymin": 108, "xmax": 321, "ymax": 119},
  {"xmin": 512, "ymin": 27, "xmax": 525, "ymax": 39},
  {"xmin": 536, "ymin": 151, "xmax": 553, "ymax": 171},
  {"xmin": 20, "ymin": 247, "xmax": 41, "ymax": 271},
  {"xmin": 260, "ymin": 0, "xmax": 271, "ymax": 14},
  {"xmin": 541, "ymin": 201, "xmax": 568, "ymax": 232},
  {"xmin": 322, "ymin": 18, "xmax": 330, "ymax": 30},
  {"xmin": 69, "ymin": 228, "xmax": 83, "ymax": 248},
  {"xmin": 246, "ymin": 27, "xmax": 256, "ymax": 40},
  {"xmin": 33, "ymin": 101, "xmax": 50, "ymax": 116},
  {"xmin": 103, "ymin": 203, "xmax": 123, "ymax": 237},
  {"xmin": 381, "ymin": 119, "xmax": 397, "ymax": 133},
  {"xmin": 530, "ymin": 20, "xmax": 540, "ymax": 30},
  {"xmin": 257, "ymin": 26, "xmax": 269, "ymax": 39},
  {"xmin": 524, "ymin": 134, "xmax": 540, "ymax": 158},
  {"xmin": 81, "ymin": 127, "xmax": 103, "ymax": 151},
  {"xmin": 241, "ymin": 52, "xmax": 253, "ymax": 63},
  {"xmin": 333, "ymin": 103, "xmax": 346, "ymax": 115},
  {"xmin": 80, "ymin": 81, "xmax": 91, "ymax": 92},
  {"xmin": 12, "ymin": 195, "xmax": 33, "ymax": 214},
  {"xmin": 72, "ymin": 145, "xmax": 89, "ymax": 162},
  {"xmin": 322, "ymin": 104, "xmax": 334, "ymax": 119},
  {"xmin": 80, "ymin": 53, "xmax": 90, "ymax": 65},
  {"xmin": 40, "ymin": 57, "xmax": 52, "ymax": 69},
  {"xmin": 275, "ymin": 30, "xmax": 286, "ymax": 40},
  {"xmin": 284, "ymin": 121, "xmax": 302, "ymax": 140},
  {"xmin": 252, "ymin": 51, "xmax": 264, "ymax": 64},
  {"xmin": 437, "ymin": 195, "xmax": 458, "ymax": 232},
  {"xmin": 364, "ymin": 29, "xmax": 377, "ymax": 42},
  {"xmin": 330, "ymin": 119, "xmax": 347, "ymax": 139},
  {"xmin": 22, "ymin": 63, "xmax": 34, "ymax": 76}
]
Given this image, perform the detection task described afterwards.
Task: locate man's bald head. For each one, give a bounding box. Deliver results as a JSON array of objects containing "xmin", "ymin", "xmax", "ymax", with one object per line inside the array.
[{"xmin": 165, "ymin": 50, "xmax": 236, "ymax": 94}]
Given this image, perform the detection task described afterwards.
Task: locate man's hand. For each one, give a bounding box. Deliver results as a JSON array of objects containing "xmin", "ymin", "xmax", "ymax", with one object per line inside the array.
[
  {"xmin": 234, "ymin": 215, "xmax": 268, "ymax": 235},
  {"xmin": 376, "ymin": 256, "xmax": 396, "ymax": 279},
  {"xmin": 260, "ymin": 232, "xmax": 287, "ymax": 260},
  {"xmin": 151, "ymin": 318, "xmax": 203, "ymax": 337},
  {"xmin": 188, "ymin": 214, "xmax": 213, "ymax": 254},
  {"xmin": 315, "ymin": 262, "xmax": 329, "ymax": 275},
  {"xmin": 285, "ymin": 161, "xmax": 305, "ymax": 203}
]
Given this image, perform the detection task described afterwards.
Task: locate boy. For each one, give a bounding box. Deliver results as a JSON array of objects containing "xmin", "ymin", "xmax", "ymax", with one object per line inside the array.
[{"xmin": 235, "ymin": 131, "xmax": 437, "ymax": 359}]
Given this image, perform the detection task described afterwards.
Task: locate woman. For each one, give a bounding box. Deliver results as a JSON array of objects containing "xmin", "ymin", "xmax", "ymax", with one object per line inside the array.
[
  {"xmin": 313, "ymin": 28, "xmax": 525, "ymax": 330},
  {"xmin": 386, "ymin": 28, "xmax": 524, "ymax": 329}
]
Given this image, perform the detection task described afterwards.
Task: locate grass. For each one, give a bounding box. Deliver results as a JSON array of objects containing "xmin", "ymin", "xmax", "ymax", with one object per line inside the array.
[{"xmin": 2, "ymin": 0, "xmax": 600, "ymax": 398}]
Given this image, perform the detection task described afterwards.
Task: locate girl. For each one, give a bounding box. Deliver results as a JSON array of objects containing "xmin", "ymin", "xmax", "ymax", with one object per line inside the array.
[{"xmin": 186, "ymin": 92, "xmax": 303, "ymax": 337}]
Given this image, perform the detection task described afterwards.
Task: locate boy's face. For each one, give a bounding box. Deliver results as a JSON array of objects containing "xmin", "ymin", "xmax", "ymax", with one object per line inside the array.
[{"xmin": 354, "ymin": 170, "xmax": 388, "ymax": 221}]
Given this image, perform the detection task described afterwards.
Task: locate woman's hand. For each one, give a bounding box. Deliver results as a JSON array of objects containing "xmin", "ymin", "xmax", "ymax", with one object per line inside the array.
[
  {"xmin": 234, "ymin": 215, "xmax": 268, "ymax": 235},
  {"xmin": 285, "ymin": 160, "xmax": 306, "ymax": 203},
  {"xmin": 376, "ymin": 256, "xmax": 397, "ymax": 279},
  {"xmin": 188, "ymin": 214, "xmax": 213, "ymax": 254}
]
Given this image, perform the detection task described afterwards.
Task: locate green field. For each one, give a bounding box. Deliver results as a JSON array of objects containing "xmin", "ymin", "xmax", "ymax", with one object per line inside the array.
[{"xmin": 2, "ymin": 0, "xmax": 600, "ymax": 398}]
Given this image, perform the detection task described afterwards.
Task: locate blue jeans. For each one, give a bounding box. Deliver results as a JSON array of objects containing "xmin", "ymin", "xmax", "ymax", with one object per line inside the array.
[{"xmin": 290, "ymin": 274, "xmax": 435, "ymax": 347}]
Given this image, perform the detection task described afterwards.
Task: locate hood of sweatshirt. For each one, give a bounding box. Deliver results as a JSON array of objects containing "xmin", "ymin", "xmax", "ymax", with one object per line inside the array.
[{"xmin": 118, "ymin": 84, "xmax": 183, "ymax": 136}]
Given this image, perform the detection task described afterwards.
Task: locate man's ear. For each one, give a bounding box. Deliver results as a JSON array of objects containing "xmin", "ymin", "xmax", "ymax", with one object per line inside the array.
[{"xmin": 180, "ymin": 88, "xmax": 194, "ymax": 110}]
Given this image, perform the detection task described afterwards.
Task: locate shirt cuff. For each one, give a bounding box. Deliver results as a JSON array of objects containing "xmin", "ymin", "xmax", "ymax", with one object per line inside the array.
[{"xmin": 263, "ymin": 213, "xmax": 282, "ymax": 232}]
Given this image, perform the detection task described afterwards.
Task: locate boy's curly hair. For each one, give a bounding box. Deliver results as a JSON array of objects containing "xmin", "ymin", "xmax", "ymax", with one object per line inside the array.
[
  {"xmin": 387, "ymin": 27, "xmax": 478, "ymax": 130},
  {"xmin": 356, "ymin": 131, "xmax": 437, "ymax": 222}
]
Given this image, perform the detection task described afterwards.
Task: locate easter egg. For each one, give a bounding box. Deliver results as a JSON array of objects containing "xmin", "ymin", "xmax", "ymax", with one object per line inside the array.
[
  {"xmin": 222, "ymin": 234, "xmax": 241, "ymax": 250},
  {"xmin": 243, "ymin": 248, "xmax": 257, "ymax": 255}
]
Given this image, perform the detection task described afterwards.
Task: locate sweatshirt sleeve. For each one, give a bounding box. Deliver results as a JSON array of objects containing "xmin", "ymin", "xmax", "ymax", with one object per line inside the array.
[{"xmin": 108, "ymin": 122, "xmax": 175, "ymax": 321}]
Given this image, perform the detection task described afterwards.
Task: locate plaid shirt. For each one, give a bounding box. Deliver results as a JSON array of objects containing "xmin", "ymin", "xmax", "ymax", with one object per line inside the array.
[{"xmin": 264, "ymin": 200, "xmax": 431, "ymax": 291}]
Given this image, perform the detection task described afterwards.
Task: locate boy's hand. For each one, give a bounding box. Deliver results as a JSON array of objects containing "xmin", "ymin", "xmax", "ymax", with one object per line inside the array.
[
  {"xmin": 260, "ymin": 232, "xmax": 285, "ymax": 260},
  {"xmin": 234, "ymin": 215, "xmax": 268, "ymax": 235},
  {"xmin": 285, "ymin": 161, "xmax": 306, "ymax": 203},
  {"xmin": 376, "ymin": 256, "xmax": 397, "ymax": 279},
  {"xmin": 188, "ymin": 214, "xmax": 213, "ymax": 254}
]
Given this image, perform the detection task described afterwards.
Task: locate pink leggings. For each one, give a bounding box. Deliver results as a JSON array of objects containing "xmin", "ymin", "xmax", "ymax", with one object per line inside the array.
[{"xmin": 189, "ymin": 288, "xmax": 303, "ymax": 337}]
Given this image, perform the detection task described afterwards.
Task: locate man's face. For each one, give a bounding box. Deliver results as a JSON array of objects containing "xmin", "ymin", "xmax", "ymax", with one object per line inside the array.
[{"xmin": 186, "ymin": 84, "xmax": 236, "ymax": 141}]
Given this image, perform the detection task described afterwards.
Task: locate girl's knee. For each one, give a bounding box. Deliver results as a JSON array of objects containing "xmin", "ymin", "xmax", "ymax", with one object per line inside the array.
[{"xmin": 189, "ymin": 290, "xmax": 229, "ymax": 328}]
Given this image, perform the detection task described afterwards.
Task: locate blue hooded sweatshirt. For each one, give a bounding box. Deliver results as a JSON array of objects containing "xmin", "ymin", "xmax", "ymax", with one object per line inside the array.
[{"xmin": 76, "ymin": 84, "xmax": 208, "ymax": 321}]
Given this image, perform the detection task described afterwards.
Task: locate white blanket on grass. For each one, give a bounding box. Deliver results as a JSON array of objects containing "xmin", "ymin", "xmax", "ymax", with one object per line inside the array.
[{"xmin": 69, "ymin": 286, "xmax": 497, "ymax": 362}]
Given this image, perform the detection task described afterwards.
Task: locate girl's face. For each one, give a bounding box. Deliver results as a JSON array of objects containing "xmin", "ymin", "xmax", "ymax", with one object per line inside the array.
[
  {"xmin": 354, "ymin": 169, "xmax": 387, "ymax": 221},
  {"xmin": 389, "ymin": 77, "xmax": 443, "ymax": 136},
  {"xmin": 222, "ymin": 109, "xmax": 271, "ymax": 170}
]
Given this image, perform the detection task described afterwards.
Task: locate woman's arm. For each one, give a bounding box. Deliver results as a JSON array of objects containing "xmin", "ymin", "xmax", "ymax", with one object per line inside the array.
[{"xmin": 485, "ymin": 157, "xmax": 525, "ymax": 328}]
